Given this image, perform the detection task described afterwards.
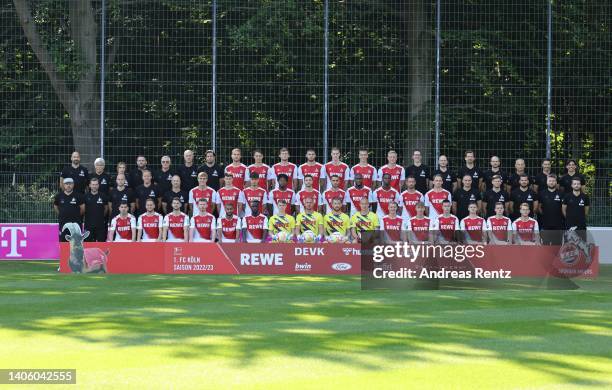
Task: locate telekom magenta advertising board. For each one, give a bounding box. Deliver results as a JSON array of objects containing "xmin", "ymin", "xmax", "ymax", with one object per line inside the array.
[{"xmin": 0, "ymin": 224, "xmax": 59, "ymax": 260}]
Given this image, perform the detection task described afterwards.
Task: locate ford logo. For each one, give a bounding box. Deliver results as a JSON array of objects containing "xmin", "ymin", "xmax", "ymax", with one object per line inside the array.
[{"xmin": 331, "ymin": 262, "xmax": 352, "ymax": 271}]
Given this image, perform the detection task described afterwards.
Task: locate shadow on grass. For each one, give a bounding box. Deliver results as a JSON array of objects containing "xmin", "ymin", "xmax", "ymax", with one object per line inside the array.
[{"xmin": 0, "ymin": 261, "xmax": 611, "ymax": 386}]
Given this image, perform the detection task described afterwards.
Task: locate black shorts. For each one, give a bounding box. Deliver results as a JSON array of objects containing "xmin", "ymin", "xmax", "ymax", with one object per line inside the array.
[
  {"xmin": 84, "ymin": 224, "xmax": 108, "ymax": 242},
  {"xmin": 540, "ymin": 227, "xmax": 563, "ymax": 245}
]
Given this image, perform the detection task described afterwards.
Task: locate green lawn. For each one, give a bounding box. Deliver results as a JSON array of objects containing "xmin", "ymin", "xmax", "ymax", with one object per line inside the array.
[{"xmin": 1, "ymin": 261, "xmax": 611, "ymax": 389}]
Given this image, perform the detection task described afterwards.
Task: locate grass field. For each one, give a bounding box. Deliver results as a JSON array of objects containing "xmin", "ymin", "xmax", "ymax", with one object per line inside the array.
[{"xmin": 1, "ymin": 261, "xmax": 611, "ymax": 389}]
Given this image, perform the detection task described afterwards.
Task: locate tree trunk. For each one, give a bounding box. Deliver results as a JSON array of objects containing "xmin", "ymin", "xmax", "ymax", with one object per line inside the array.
[
  {"xmin": 68, "ymin": 0, "xmax": 100, "ymax": 168},
  {"xmin": 70, "ymin": 100, "xmax": 101, "ymax": 168},
  {"xmin": 13, "ymin": 0, "xmax": 100, "ymax": 168},
  {"xmin": 401, "ymin": 0, "xmax": 434, "ymax": 163}
]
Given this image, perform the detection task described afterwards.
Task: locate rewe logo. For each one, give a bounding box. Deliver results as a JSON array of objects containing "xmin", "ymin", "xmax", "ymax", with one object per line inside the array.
[
  {"xmin": 240, "ymin": 253, "xmax": 284, "ymax": 266},
  {"xmin": 1, "ymin": 226, "xmax": 27, "ymax": 257}
]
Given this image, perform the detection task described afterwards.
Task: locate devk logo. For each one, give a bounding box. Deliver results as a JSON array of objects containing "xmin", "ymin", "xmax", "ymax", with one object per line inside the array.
[{"xmin": 1, "ymin": 226, "xmax": 27, "ymax": 257}]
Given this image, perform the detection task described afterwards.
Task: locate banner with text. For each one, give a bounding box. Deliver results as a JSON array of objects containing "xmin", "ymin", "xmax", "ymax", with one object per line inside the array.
[
  {"xmin": 59, "ymin": 243, "xmax": 361, "ymax": 275},
  {"xmin": 1, "ymin": 224, "xmax": 59, "ymax": 260}
]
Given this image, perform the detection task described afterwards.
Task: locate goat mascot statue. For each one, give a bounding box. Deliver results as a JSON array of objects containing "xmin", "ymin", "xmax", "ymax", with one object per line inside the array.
[{"xmin": 62, "ymin": 223, "xmax": 109, "ymax": 273}]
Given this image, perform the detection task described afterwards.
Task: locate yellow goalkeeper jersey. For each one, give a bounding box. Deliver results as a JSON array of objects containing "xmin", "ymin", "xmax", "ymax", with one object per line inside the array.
[
  {"xmin": 350, "ymin": 212, "xmax": 379, "ymax": 232},
  {"xmin": 268, "ymin": 214, "xmax": 296, "ymax": 235},
  {"xmin": 324, "ymin": 212, "xmax": 350, "ymax": 235},
  {"xmin": 295, "ymin": 211, "xmax": 324, "ymax": 234}
]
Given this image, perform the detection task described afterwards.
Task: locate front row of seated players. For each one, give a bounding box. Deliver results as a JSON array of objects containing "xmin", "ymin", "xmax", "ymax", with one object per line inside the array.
[{"xmin": 107, "ymin": 194, "xmax": 540, "ymax": 245}]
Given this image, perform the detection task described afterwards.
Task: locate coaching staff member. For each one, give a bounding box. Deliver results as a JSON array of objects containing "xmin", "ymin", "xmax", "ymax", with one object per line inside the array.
[
  {"xmin": 559, "ymin": 159, "xmax": 586, "ymax": 193},
  {"xmin": 155, "ymin": 155, "xmax": 174, "ymax": 196},
  {"xmin": 482, "ymin": 175, "xmax": 510, "ymax": 218},
  {"xmin": 453, "ymin": 174, "xmax": 481, "ymax": 221},
  {"xmin": 509, "ymin": 174, "xmax": 538, "ymax": 220},
  {"xmin": 128, "ymin": 155, "xmax": 150, "ymax": 189},
  {"xmin": 457, "ymin": 150, "xmax": 483, "ymax": 190},
  {"xmin": 177, "ymin": 149, "xmax": 199, "ymax": 192},
  {"xmin": 54, "ymin": 178, "xmax": 85, "ymax": 241},
  {"xmin": 405, "ymin": 150, "xmax": 430, "ymax": 194},
  {"xmin": 537, "ymin": 174, "xmax": 564, "ymax": 244},
  {"xmin": 198, "ymin": 150, "xmax": 224, "ymax": 191},
  {"xmin": 90, "ymin": 158, "xmax": 112, "ymax": 195},
  {"xmin": 562, "ymin": 177, "xmax": 590, "ymax": 232},
  {"xmin": 109, "ymin": 174, "xmax": 136, "ymax": 218},
  {"xmin": 84, "ymin": 177, "xmax": 109, "ymax": 242},
  {"xmin": 59, "ymin": 151, "xmax": 89, "ymax": 193}
]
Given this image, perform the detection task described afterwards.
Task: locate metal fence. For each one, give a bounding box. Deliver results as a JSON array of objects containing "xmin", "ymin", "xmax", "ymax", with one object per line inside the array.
[{"xmin": 0, "ymin": 0, "xmax": 609, "ymax": 224}]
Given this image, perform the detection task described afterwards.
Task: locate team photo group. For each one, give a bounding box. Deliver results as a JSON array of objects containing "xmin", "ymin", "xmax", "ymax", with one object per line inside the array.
[{"xmin": 54, "ymin": 146, "xmax": 590, "ymax": 245}]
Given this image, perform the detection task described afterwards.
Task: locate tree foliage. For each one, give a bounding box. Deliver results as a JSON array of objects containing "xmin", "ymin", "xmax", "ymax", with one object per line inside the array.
[{"xmin": 0, "ymin": 0, "xmax": 609, "ymax": 223}]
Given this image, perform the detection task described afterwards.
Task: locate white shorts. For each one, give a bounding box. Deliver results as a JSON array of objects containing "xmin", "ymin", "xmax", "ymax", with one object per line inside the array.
[
  {"xmin": 166, "ymin": 238, "xmax": 185, "ymax": 242},
  {"xmin": 114, "ymin": 238, "xmax": 132, "ymax": 242},
  {"xmin": 141, "ymin": 238, "xmax": 157, "ymax": 242}
]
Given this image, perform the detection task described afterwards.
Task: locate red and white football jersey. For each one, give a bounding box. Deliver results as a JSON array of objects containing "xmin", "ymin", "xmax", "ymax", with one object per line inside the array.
[
  {"xmin": 431, "ymin": 214, "xmax": 460, "ymax": 242},
  {"xmin": 268, "ymin": 188, "xmax": 296, "ymax": 215},
  {"xmin": 344, "ymin": 186, "xmax": 374, "ymax": 216},
  {"xmin": 190, "ymin": 213, "xmax": 216, "ymax": 242},
  {"xmin": 486, "ymin": 216, "xmax": 512, "ymax": 242},
  {"xmin": 405, "ymin": 217, "xmax": 432, "ymax": 242},
  {"xmin": 163, "ymin": 212, "xmax": 189, "ymax": 241},
  {"xmin": 350, "ymin": 164, "xmax": 378, "ymax": 189},
  {"xmin": 242, "ymin": 187, "xmax": 268, "ymax": 216},
  {"xmin": 219, "ymin": 215, "xmax": 241, "ymax": 243},
  {"xmin": 373, "ymin": 187, "xmax": 401, "ymax": 219},
  {"xmin": 217, "ymin": 186, "xmax": 246, "ymax": 218},
  {"xmin": 377, "ymin": 165, "xmax": 405, "ymax": 192},
  {"xmin": 323, "ymin": 188, "xmax": 346, "ymax": 214},
  {"xmin": 380, "ymin": 215, "xmax": 403, "ymax": 242},
  {"xmin": 247, "ymin": 164, "xmax": 273, "ymax": 190},
  {"xmin": 110, "ymin": 214, "xmax": 135, "ymax": 241},
  {"xmin": 460, "ymin": 216, "xmax": 485, "ymax": 242},
  {"xmin": 189, "ymin": 186, "xmax": 218, "ymax": 216},
  {"xmin": 225, "ymin": 163, "xmax": 248, "ymax": 189},
  {"xmin": 401, "ymin": 190, "xmax": 425, "ymax": 219},
  {"xmin": 137, "ymin": 212, "xmax": 162, "ymax": 241},
  {"xmin": 424, "ymin": 189, "xmax": 451, "ymax": 219},
  {"xmin": 241, "ymin": 214, "xmax": 268, "ymax": 243},
  {"xmin": 297, "ymin": 162, "xmax": 325, "ymax": 191},
  {"xmin": 295, "ymin": 189, "xmax": 323, "ymax": 213},
  {"xmin": 271, "ymin": 162, "xmax": 297, "ymax": 190},
  {"xmin": 324, "ymin": 162, "xmax": 349, "ymax": 190},
  {"xmin": 512, "ymin": 217, "xmax": 539, "ymax": 242}
]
